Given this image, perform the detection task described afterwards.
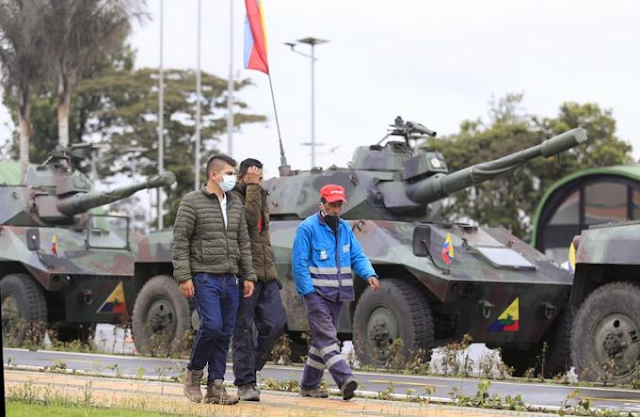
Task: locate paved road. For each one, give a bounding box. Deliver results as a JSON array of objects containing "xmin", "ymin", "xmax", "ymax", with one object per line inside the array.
[{"xmin": 5, "ymin": 348, "xmax": 640, "ymax": 412}]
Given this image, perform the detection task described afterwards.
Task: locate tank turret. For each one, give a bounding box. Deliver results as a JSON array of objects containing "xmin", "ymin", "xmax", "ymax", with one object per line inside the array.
[
  {"xmin": 265, "ymin": 117, "xmax": 587, "ymax": 222},
  {"xmin": 1, "ymin": 144, "xmax": 176, "ymax": 226}
]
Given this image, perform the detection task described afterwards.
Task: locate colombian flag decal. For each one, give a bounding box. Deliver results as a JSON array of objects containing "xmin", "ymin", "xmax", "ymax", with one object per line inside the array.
[
  {"xmin": 97, "ymin": 282, "xmax": 127, "ymax": 314},
  {"xmin": 568, "ymin": 241, "xmax": 577, "ymax": 273},
  {"xmin": 51, "ymin": 235, "xmax": 58, "ymax": 256},
  {"xmin": 441, "ymin": 233, "xmax": 454, "ymax": 265},
  {"xmin": 490, "ymin": 297, "xmax": 520, "ymax": 332}
]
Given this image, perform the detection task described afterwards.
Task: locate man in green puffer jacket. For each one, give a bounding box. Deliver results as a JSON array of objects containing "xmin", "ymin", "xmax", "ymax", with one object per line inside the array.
[
  {"xmin": 173, "ymin": 153, "xmax": 257, "ymax": 405},
  {"xmin": 231, "ymin": 158, "xmax": 286, "ymax": 402}
]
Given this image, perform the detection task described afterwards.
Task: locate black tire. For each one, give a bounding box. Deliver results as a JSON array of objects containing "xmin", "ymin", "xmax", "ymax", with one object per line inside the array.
[
  {"xmin": 132, "ymin": 275, "xmax": 191, "ymax": 356},
  {"xmin": 353, "ymin": 278, "xmax": 434, "ymax": 367},
  {"xmin": 1, "ymin": 273, "xmax": 47, "ymax": 346},
  {"xmin": 572, "ymin": 282, "xmax": 640, "ymax": 383},
  {"xmin": 543, "ymin": 305, "xmax": 574, "ymax": 377},
  {"xmin": 501, "ymin": 306, "xmax": 573, "ymax": 378}
]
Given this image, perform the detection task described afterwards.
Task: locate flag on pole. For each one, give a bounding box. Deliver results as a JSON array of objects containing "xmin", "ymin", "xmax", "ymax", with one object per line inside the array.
[{"xmin": 244, "ymin": 0, "xmax": 269, "ymax": 73}]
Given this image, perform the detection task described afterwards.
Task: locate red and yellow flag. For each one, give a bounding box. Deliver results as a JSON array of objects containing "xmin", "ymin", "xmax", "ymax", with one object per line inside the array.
[{"xmin": 244, "ymin": 0, "xmax": 269, "ymax": 74}]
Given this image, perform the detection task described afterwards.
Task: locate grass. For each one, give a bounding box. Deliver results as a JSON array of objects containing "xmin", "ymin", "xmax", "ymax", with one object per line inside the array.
[
  {"xmin": 7, "ymin": 401, "xmax": 171, "ymax": 416},
  {"xmin": 7, "ymin": 322, "xmax": 640, "ymax": 391},
  {"xmin": 5, "ymin": 380, "xmax": 242, "ymax": 417}
]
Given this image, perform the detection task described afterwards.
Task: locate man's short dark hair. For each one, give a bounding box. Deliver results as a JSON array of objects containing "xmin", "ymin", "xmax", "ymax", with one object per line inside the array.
[
  {"xmin": 205, "ymin": 153, "xmax": 237, "ymax": 179},
  {"xmin": 239, "ymin": 158, "xmax": 263, "ymax": 177}
]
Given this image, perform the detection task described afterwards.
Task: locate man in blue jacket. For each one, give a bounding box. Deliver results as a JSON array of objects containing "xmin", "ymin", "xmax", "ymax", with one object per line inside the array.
[{"xmin": 292, "ymin": 184, "xmax": 379, "ymax": 401}]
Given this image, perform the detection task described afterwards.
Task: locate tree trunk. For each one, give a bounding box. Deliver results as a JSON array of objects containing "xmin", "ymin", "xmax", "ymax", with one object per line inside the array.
[
  {"xmin": 58, "ymin": 71, "xmax": 70, "ymax": 148},
  {"xmin": 18, "ymin": 99, "xmax": 31, "ymax": 183}
]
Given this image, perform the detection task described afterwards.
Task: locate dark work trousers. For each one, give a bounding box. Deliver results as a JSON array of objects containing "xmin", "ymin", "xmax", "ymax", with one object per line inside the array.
[
  {"xmin": 232, "ymin": 280, "xmax": 287, "ymax": 386},
  {"xmin": 301, "ymin": 292, "xmax": 353, "ymax": 389},
  {"xmin": 188, "ymin": 273, "xmax": 239, "ymax": 383}
]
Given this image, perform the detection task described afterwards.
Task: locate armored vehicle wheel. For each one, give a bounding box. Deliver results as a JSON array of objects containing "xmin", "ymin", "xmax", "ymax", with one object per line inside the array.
[
  {"xmin": 132, "ymin": 275, "xmax": 191, "ymax": 355},
  {"xmin": 1, "ymin": 273, "xmax": 47, "ymax": 346},
  {"xmin": 572, "ymin": 282, "xmax": 640, "ymax": 383},
  {"xmin": 543, "ymin": 305, "xmax": 574, "ymax": 377},
  {"xmin": 501, "ymin": 306, "xmax": 573, "ymax": 378},
  {"xmin": 353, "ymin": 278, "xmax": 434, "ymax": 367}
]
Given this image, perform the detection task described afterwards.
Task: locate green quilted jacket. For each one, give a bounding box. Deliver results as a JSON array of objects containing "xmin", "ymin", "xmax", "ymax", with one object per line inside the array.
[{"xmin": 172, "ymin": 186, "xmax": 257, "ymax": 283}]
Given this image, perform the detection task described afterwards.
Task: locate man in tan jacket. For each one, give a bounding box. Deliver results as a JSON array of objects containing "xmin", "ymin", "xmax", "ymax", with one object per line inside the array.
[
  {"xmin": 173, "ymin": 153, "xmax": 256, "ymax": 405},
  {"xmin": 231, "ymin": 158, "xmax": 286, "ymax": 401}
]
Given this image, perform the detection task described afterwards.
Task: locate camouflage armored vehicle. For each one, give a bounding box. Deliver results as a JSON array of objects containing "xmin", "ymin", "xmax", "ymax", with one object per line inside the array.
[
  {"xmin": 133, "ymin": 118, "xmax": 587, "ymax": 376},
  {"xmin": 0, "ymin": 144, "xmax": 175, "ymax": 343},
  {"xmin": 570, "ymin": 221, "xmax": 640, "ymax": 383}
]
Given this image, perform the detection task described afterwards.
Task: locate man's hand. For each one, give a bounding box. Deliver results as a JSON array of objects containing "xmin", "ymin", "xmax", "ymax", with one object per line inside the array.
[
  {"xmin": 243, "ymin": 280, "xmax": 255, "ymax": 298},
  {"xmin": 368, "ymin": 276, "xmax": 380, "ymax": 291},
  {"xmin": 244, "ymin": 166, "xmax": 262, "ymax": 184},
  {"xmin": 180, "ymin": 279, "xmax": 195, "ymax": 298}
]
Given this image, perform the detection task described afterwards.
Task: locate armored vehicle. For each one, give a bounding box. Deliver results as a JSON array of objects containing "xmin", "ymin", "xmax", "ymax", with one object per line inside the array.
[
  {"xmin": 570, "ymin": 221, "xmax": 640, "ymax": 383},
  {"xmin": 0, "ymin": 144, "xmax": 175, "ymax": 343},
  {"xmin": 133, "ymin": 118, "xmax": 587, "ymax": 376}
]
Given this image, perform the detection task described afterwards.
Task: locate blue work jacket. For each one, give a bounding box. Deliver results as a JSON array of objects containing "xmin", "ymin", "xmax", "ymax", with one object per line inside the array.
[{"xmin": 292, "ymin": 212, "xmax": 377, "ymax": 301}]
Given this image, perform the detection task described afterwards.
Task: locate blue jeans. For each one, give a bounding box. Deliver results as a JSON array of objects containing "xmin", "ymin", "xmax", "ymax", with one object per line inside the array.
[
  {"xmin": 188, "ymin": 273, "xmax": 239, "ymax": 383},
  {"xmin": 232, "ymin": 280, "xmax": 286, "ymax": 386}
]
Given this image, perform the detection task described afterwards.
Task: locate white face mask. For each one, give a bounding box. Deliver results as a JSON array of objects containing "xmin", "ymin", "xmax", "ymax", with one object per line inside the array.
[{"xmin": 220, "ymin": 175, "xmax": 236, "ymax": 192}]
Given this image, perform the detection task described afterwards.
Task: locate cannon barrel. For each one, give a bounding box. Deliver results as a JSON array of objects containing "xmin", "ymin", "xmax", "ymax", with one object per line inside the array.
[
  {"xmin": 406, "ymin": 128, "xmax": 587, "ymax": 204},
  {"xmin": 56, "ymin": 171, "xmax": 176, "ymax": 216}
]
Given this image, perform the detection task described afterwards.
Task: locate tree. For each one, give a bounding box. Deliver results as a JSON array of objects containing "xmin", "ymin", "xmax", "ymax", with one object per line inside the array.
[
  {"xmin": 427, "ymin": 95, "xmax": 633, "ymax": 238},
  {"xmin": 43, "ymin": 0, "xmax": 146, "ymax": 147},
  {"xmin": 8, "ymin": 44, "xmax": 266, "ymax": 226},
  {"xmin": 84, "ymin": 66, "xmax": 265, "ymax": 226},
  {"xmin": 0, "ymin": 0, "xmax": 49, "ymax": 180}
]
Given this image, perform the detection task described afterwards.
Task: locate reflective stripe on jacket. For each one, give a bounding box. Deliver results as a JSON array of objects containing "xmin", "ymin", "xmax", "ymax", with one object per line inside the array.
[{"xmin": 292, "ymin": 212, "xmax": 376, "ymax": 301}]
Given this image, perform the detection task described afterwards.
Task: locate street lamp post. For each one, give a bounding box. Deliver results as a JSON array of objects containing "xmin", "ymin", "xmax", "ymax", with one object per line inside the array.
[
  {"xmin": 195, "ymin": 0, "xmax": 202, "ymax": 191},
  {"xmin": 157, "ymin": 0, "xmax": 165, "ymax": 230},
  {"xmin": 227, "ymin": 0, "xmax": 234, "ymax": 157},
  {"xmin": 286, "ymin": 37, "xmax": 328, "ymax": 169}
]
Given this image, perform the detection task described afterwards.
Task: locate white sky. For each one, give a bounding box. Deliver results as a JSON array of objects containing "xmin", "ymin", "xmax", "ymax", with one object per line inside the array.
[{"xmin": 2, "ymin": 0, "xmax": 640, "ymax": 179}]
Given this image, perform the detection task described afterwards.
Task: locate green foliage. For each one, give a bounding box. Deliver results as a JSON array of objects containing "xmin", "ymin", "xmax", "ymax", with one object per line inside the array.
[
  {"xmin": 271, "ymin": 333, "xmax": 293, "ymax": 365},
  {"xmin": 7, "ymin": 402, "xmax": 170, "ymax": 417},
  {"xmin": 261, "ymin": 377, "xmax": 300, "ymax": 392},
  {"xmin": 3, "ymin": 318, "xmax": 47, "ymax": 349},
  {"xmin": 427, "ymin": 94, "xmax": 633, "ymax": 238},
  {"xmin": 6, "ymin": 42, "xmax": 265, "ymax": 226},
  {"xmin": 440, "ymin": 334, "xmax": 474, "ymax": 377},
  {"xmin": 385, "ymin": 338, "xmax": 406, "ymax": 370}
]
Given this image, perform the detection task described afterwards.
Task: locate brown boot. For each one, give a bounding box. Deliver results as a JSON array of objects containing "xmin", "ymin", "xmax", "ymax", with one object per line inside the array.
[
  {"xmin": 183, "ymin": 369, "xmax": 204, "ymax": 403},
  {"xmin": 204, "ymin": 379, "xmax": 239, "ymax": 405}
]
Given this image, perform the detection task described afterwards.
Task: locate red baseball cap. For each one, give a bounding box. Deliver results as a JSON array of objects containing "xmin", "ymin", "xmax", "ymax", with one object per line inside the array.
[{"xmin": 320, "ymin": 184, "xmax": 347, "ymax": 203}]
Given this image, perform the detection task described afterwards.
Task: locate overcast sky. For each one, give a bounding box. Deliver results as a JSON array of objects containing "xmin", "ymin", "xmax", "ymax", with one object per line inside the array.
[{"xmin": 2, "ymin": 0, "xmax": 639, "ymax": 179}]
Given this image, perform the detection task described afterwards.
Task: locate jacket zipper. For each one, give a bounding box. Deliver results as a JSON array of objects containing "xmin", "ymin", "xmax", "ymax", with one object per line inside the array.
[
  {"xmin": 261, "ymin": 191, "xmax": 267, "ymax": 279},
  {"xmin": 214, "ymin": 193, "xmax": 230, "ymax": 272},
  {"xmin": 335, "ymin": 223, "xmax": 341, "ymax": 293}
]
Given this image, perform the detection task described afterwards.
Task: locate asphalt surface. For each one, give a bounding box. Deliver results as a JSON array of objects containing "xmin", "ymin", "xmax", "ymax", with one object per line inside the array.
[{"xmin": 5, "ymin": 347, "xmax": 640, "ymax": 412}]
